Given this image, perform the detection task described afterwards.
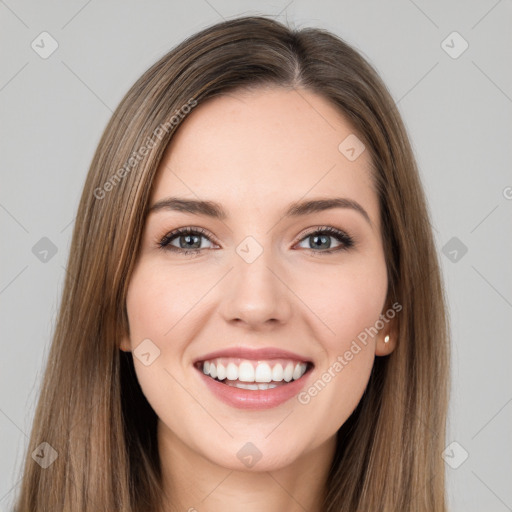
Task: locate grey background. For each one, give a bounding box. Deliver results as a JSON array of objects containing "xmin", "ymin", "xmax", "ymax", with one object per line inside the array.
[{"xmin": 1, "ymin": 1, "xmax": 511, "ymax": 510}]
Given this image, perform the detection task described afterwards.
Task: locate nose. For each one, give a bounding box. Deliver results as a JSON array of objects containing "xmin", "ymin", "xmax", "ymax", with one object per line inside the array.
[{"xmin": 219, "ymin": 244, "xmax": 293, "ymax": 330}]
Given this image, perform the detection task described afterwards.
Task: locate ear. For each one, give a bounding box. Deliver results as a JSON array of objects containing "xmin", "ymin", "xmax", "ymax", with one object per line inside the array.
[
  {"xmin": 119, "ymin": 334, "xmax": 132, "ymax": 352},
  {"xmin": 374, "ymin": 297, "xmax": 401, "ymax": 356},
  {"xmin": 375, "ymin": 310, "xmax": 399, "ymax": 357},
  {"xmin": 375, "ymin": 326, "xmax": 397, "ymax": 356}
]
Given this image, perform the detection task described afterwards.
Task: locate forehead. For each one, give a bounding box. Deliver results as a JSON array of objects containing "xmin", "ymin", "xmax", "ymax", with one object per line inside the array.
[{"xmin": 150, "ymin": 87, "xmax": 378, "ymax": 226}]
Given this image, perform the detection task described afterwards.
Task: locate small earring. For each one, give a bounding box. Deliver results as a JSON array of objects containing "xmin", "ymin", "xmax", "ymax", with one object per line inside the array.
[{"xmin": 384, "ymin": 335, "xmax": 390, "ymax": 344}]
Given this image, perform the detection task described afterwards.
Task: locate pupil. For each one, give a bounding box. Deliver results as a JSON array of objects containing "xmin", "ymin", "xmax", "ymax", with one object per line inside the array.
[
  {"xmin": 182, "ymin": 234, "xmax": 200, "ymax": 249},
  {"xmin": 312, "ymin": 234, "xmax": 329, "ymax": 249}
]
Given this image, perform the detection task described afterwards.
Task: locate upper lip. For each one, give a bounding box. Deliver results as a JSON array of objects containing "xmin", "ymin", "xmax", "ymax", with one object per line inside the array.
[{"xmin": 194, "ymin": 346, "xmax": 313, "ymax": 364}]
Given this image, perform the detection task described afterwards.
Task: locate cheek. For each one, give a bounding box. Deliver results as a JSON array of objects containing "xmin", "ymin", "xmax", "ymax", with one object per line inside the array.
[
  {"xmin": 125, "ymin": 261, "xmax": 204, "ymax": 344},
  {"xmin": 331, "ymin": 277, "xmax": 386, "ymax": 344},
  {"xmin": 298, "ymin": 256, "xmax": 388, "ymax": 351}
]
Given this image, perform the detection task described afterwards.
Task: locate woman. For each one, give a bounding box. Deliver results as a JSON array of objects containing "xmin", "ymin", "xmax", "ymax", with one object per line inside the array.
[{"xmin": 14, "ymin": 15, "xmax": 450, "ymax": 512}]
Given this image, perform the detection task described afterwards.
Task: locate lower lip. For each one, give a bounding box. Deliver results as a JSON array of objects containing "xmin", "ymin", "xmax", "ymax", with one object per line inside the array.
[{"xmin": 197, "ymin": 367, "xmax": 312, "ymax": 410}]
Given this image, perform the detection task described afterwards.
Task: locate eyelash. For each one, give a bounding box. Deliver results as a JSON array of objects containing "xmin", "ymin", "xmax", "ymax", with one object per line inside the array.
[{"xmin": 157, "ymin": 225, "xmax": 355, "ymax": 258}]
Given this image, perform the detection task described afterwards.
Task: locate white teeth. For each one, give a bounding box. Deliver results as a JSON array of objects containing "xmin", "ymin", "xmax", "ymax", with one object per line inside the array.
[
  {"xmin": 272, "ymin": 363, "xmax": 284, "ymax": 381},
  {"xmin": 238, "ymin": 361, "xmax": 255, "ymax": 382},
  {"xmin": 292, "ymin": 363, "xmax": 304, "ymax": 380},
  {"xmin": 216, "ymin": 362, "xmax": 226, "ymax": 381},
  {"xmin": 225, "ymin": 381, "xmax": 280, "ymax": 390},
  {"xmin": 256, "ymin": 383, "xmax": 278, "ymax": 390},
  {"xmin": 283, "ymin": 362, "xmax": 294, "ymax": 382},
  {"xmin": 254, "ymin": 362, "xmax": 272, "ymax": 383},
  {"xmin": 226, "ymin": 362, "xmax": 238, "ymax": 380},
  {"xmin": 202, "ymin": 358, "xmax": 309, "ymax": 384}
]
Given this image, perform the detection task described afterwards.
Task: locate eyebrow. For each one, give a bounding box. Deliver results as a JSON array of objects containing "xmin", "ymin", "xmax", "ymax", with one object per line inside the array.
[{"xmin": 148, "ymin": 196, "xmax": 373, "ymax": 227}]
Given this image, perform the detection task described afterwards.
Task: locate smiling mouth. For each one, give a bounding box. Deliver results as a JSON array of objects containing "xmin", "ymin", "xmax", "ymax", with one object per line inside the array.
[{"xmin": 195, "ymin": 357, "xmax": 314, "ymax": 390}]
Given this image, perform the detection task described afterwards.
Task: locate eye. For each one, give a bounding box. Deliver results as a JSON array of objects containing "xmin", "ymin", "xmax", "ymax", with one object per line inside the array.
[
  {"xmin": 157, "ymin": 227, "xmax": 217, "ymax": 257},
  {"xmin": 295, "ymin": 226, "xmax": 355, "ymax": 255}
]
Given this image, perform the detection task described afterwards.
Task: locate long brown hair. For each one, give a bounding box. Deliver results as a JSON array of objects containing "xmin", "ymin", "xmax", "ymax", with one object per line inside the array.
[{"xmin": 14, "ymin": 15, "xmax": 450, "ymax": 511}]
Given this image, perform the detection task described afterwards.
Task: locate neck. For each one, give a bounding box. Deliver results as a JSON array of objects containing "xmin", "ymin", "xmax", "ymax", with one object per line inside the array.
[{"xmin": 156, "ymin": 420, "xmax": 336, "ymax": 512}]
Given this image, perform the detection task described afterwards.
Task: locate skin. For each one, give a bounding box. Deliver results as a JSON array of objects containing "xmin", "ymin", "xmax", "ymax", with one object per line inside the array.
[{"xmin": 120, "ymin": 86, "xmax": 397, "ymax": 512}]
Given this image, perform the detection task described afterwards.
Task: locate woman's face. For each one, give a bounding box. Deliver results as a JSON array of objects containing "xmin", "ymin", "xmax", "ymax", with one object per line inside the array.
[{"xmin": 121, "ymin": 86, "xmax": 395, "ymax": 471}]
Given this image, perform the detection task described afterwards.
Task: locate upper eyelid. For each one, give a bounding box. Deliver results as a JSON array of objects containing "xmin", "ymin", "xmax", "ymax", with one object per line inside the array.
[{"xmin": 160, "ymin": 226, "xmax": 220, "ymax": 245}]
